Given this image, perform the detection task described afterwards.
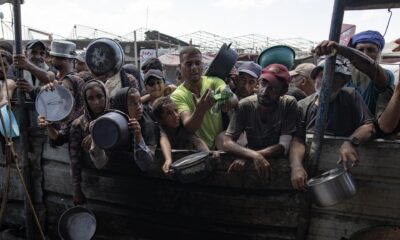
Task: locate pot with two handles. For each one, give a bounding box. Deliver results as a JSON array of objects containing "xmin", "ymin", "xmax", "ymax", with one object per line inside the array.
[{"xmin": 307, "ymin": 166, "xmax": 357, "ymax": 207}]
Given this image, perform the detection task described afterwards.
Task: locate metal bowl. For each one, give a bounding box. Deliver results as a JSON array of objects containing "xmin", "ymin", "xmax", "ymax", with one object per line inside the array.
[
  {"xmin": 257, "ymin": 45, "xmax": 296, "ymax": 70},
  {"xmin": 58, "ymin": 206, "xmax": 97, "ymax": 240},
  {"xmin": 35, "ymin": 85, "xmax": 74, "ymax": 122}
]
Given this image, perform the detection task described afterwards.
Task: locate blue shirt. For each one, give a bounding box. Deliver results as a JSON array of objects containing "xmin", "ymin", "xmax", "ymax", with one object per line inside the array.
[{"xmin": 345, "ymin": 68, "xmax": 394, "ymax": 117}]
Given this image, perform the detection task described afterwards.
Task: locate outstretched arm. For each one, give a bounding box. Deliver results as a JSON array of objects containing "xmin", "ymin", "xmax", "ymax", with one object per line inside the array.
[{"xmin": 313, "ymin": 40, "xmax": 389, "ymax": 88}]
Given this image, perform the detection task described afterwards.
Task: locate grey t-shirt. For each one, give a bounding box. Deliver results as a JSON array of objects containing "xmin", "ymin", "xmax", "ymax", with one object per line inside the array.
[
  {"xmin": 296, "ymin": 87, "xmax": 374, "ymax": 140},
  {"xmin": 226, "ymin": 94, "xmax": 298, "ymax": 150}
]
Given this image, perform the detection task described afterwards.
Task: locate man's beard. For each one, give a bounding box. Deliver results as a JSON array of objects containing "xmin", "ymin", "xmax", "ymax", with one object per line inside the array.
[{"xmin": 31, "ymin": 59, "xmax": 45, "ymax": 69}]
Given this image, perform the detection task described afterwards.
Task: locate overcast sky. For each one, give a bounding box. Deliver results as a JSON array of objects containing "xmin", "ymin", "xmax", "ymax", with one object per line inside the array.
[{"xmin": 0, "ymin": 0, "xmax": 399, "ymax": 42}]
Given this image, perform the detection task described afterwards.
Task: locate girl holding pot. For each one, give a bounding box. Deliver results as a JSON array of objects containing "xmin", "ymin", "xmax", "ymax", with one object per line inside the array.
[
  {"xmin": 37, "ymin": 75, "xmax": 85, "ymax": 146},
  {"xmin": 111, "ymin": 87, "xmax": 157, "ymax": 171},
  {"xmin": 69, "ymin": 80, "xmax": 110, "ymax": 205}
]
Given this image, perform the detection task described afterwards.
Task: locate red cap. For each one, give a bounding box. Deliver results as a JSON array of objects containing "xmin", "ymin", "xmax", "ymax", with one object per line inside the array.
[{"xmin": 260, "ymin": 64, "xmax": 290, "ymax": 86}]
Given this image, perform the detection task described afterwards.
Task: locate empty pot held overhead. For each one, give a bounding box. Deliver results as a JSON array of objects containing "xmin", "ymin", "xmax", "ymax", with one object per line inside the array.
[
  {"xmin": 257, "ymin": 45, "xmax": 295, "ymax": 70},
  {"xmin": 85, "ymin": 38, "xmax": 124, "ymax": 78},
  {"xmin": 204, "ymin": 43, "xmax": 238, "ymax": 80}
]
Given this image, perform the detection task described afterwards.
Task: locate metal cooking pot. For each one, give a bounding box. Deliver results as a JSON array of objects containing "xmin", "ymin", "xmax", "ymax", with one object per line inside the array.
[
  {"xmin": 58, "ymin": 206, "xmax": 97, "ymax": 240},
  {"xmin": 204, "ymin": 43, "xmax": 238, "ymax": 80},
  {"xmin": 307, "ymin": 166, "xmax": 357, "ymax": 207},
  {"xmin": 85, "ymin": 38, "xmax": 124, "ymax": 78},
  {"xmin": 257, "ymin": 45, "xmax": 295, "ymax": 70},
  {"xmin": 35, "ymin": 85, "xmax": 74, "ymax": 122},
  {"xmin": 171, "ymin": 152, "xmax": 212, "ymax": 183},
  {"xmin": 347, "ymin": 225, "xmax": 400, "ymax": 240},
  {"xmin": 91, "ymin": 110, "xmax": 130, "ymax": 150}
]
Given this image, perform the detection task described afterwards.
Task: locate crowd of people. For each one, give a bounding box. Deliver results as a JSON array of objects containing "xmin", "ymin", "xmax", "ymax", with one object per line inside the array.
[{"xmin": 0, "ymin": 29, "xmax": 399, "ymax": 204}]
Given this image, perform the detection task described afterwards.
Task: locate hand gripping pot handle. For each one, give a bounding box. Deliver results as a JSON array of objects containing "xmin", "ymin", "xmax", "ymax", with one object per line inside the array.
[{"xmin": 306, "ymin": 165, "xmax": 357, "ymax": 207}]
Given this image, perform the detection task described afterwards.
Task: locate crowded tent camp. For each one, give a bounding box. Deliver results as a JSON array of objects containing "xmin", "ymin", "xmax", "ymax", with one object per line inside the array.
[{"xmin": 0, "ymin": 0, "xmax": 400, "ymax": 239}]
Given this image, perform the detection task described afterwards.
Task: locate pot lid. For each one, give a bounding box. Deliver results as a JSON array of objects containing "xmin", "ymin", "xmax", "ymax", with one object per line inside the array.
[
  {"xmin": 307, "ymin": 167, "xmax": 346, "ymax": 186},
  {"xmin": 35, "ymin": 85, "xmax": 74, "ymax": 122},
  {"xmin": 172, "ymin": 152, "xmax": 209, "ymax": 168}
]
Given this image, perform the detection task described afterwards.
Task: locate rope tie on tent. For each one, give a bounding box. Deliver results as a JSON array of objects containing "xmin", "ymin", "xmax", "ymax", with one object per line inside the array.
[{"xmin": 0, "ymin": 55, "xmax": 45, "ymax": 240}]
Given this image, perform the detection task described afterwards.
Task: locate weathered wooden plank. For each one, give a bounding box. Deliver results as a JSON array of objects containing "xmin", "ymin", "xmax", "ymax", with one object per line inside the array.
[
  {"xmin": 44, "ymin": 193, "xmax": 298, "ymax": 240},
  {"xmin": 0, "ymin": 166, "xmax": 25, "ymax": 201},
  {"xmin": 306, "ymin": 136, "xmax": 400, "ymax": 181},
  {"xmin": 0, "ymin": 201, "xmax": 25, "ymax": 226},
  {"xmin": 307, "ymin": 211, "xmax": 400, "ymax": 240},
  {"xmin": 42, "ymin": 142, "xmax": 70, "ymax": 164},
  {"xmin": 311, "ymin": 179, "xmax": 400, "ymax": 220},
  {"xmin": 43, "ymin": 160, "xmax": 302, "ymax": 228}
]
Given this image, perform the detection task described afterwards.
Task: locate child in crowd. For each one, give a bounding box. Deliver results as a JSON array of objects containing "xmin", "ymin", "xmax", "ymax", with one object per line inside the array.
[
  {"xmin": 111, "ymin": 87, "xmax": 156, "ymax": 170},
  {"xmin": 37, "ymin": 75, "xmax": 85, "ymax": 146},
  {"xmin": 140, "ymin": 69, "xmax": 176, "ymax": 104},
  {"xmin": 69, "ymin": 80, "xmax": 109, "ymax": 205},
  {"xmin": 152, "ymin": 96, "xmax": 210, "ymax": 174}
]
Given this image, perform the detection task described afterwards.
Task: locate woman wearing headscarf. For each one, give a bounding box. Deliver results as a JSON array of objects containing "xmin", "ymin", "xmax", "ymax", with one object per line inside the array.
[
  {"xmin": 37, "ymin": 75, "xmax": 85, "ymax": 146},
  {"xmin": 112, "ymin": 87, "xmax": 159, "ymax": 156},
  {"xmin": 69, "ymin": 80, "xmax": 109, "ymax": 205}
]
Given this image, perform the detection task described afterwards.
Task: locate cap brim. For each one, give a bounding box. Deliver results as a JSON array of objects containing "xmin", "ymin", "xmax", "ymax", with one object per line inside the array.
[
  {"xmin": 49, "ymin": 51, "xmax": 76, "ymax": 59},
  {"xmin": 144, "ymin": 74, "xmax": 164, "ymax": 84},
  {"xmin": 289, "ymin": 70, "xmax": 299, "ymax": 77},
  {"xmin": 238, "ymin": 69, "xmax": 258, "ymax": 78}
]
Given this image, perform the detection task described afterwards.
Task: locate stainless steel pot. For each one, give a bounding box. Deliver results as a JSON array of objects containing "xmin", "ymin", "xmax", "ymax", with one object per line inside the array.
[
  {"xmin": 307, "ymin": 167, "xmax": 357, "ymax": 207},
  {"xmin": 91, "ymin": 110, "xmax": 130, "ymax": 150},
  {"xmin": 171, "ymin": 152, "xmax": 212, "ymax": 183}
]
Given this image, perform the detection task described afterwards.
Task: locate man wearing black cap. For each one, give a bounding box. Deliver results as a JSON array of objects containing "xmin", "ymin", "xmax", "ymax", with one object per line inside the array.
[
  {"xmin": 289, "ymin": 58, "xmax": 375, "ymax": 190},
  {"xmin": 143, "ymin": 69, "xmax": 166, "ymax": 105},
  {"xmin": 9, "ymin": 39, "xmax": 55, "ymax": 97}
]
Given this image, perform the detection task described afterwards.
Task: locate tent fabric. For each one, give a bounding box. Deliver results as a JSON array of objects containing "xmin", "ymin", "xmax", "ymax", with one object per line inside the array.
[{"xmin": 158, "ymin": 53, "xmax": 214, "ymax": 66}]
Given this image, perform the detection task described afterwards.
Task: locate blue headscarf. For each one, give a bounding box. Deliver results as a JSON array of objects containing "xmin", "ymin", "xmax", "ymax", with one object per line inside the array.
[{"xmin": 350, "ymin": 30, "xmax": 385, "ymax": 50}]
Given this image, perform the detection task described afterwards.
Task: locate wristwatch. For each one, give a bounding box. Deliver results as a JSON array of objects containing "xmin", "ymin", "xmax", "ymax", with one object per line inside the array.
[{"xmin": 345, "ymin": 136, "xmax": 360, "ymax": 147}]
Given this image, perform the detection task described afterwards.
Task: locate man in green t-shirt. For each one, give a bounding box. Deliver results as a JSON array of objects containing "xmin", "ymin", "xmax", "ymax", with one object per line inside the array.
[{"xmin": 170, "ymin": 46, "xmax": 237, "ymax": 149}]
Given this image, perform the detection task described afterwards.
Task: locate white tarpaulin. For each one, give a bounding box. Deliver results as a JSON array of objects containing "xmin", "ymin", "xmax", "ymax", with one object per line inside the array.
[{"xmin": 158, "ymin": 53, "xmax": 214, "ymax": 66}]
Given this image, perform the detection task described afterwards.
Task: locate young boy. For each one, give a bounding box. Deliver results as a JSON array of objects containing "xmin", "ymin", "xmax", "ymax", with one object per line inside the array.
[{"xmin": 152, "ymin": 96, "xmax": 210, "ymax": 174}]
